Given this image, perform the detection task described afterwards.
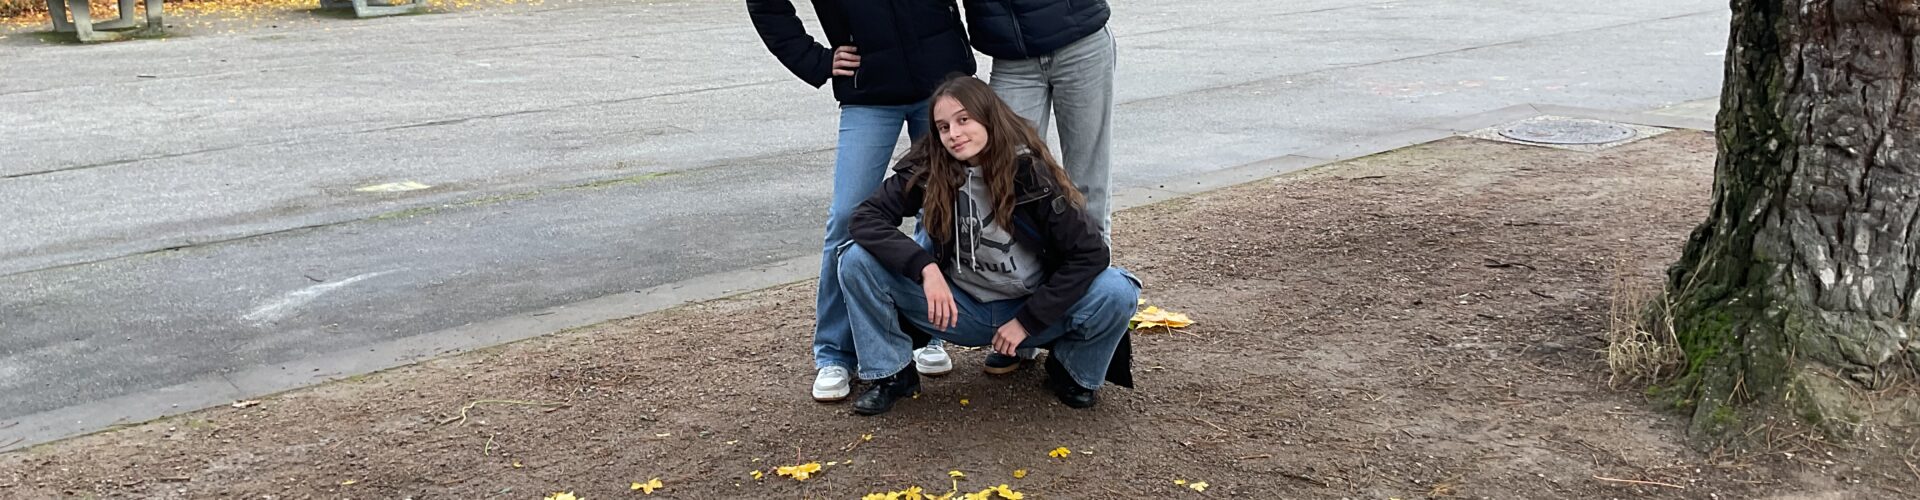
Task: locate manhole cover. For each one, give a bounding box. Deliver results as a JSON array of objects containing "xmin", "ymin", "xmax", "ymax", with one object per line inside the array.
[{"xmin": 1498, "ymin": 118, "xmax": 1637, "ymax": 145}]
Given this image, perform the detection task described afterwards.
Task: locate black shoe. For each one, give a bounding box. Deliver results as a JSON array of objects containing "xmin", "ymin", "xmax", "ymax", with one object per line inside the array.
[
  {"xmin": 852, "ymin": 368, "xmax": 920, "ymax": 416},
  {"xmin": 1043, "ymin": 355, "xmax": 1099, "ymax": 409},
  {"xmin": 982, "ymin": 352, "xmax": 1022, "ymax": 375}
]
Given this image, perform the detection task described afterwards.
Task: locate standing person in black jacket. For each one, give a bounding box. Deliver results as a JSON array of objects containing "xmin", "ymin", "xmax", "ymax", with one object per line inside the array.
[
  {"xmin": 838, "ymin": 76, "xmax": 1139, "ymax": 416},
  {"xmin": 744, "ymin": 0, "xmax": 977, "ymax": 403},
  {"xmin": 961, "ymin": 0, "xmax": 1121, "ymax": 376}
]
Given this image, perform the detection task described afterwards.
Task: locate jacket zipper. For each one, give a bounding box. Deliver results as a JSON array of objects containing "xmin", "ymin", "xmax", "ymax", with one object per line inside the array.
[
  {"xmin": 849, "ymin": 33, "xmax": 861, "ymax": 89},
  {"xmin": 999, "ymin": 0, "xmax": 1030, "ymax": 57}
]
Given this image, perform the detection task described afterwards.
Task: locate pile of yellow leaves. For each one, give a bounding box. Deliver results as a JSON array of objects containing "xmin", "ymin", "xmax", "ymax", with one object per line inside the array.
[
  {"xmin": 1130, "ymin": 305, "xmax": 1194, "ymax": 330},
  {"xmin": 963, "ymin": 485, "xmax": 1026, "ymax": 500},
  {"xmin": 1174, "ymin": 479, "xmax": 1210, "ymax": 492},
  {"xmin": 862, "ymin": 485, "xmax": 932, "ymax": 500},
  {"xmin": 775, "ymin": 462, "xmax": 823, "ymax": 481},
  {"xmin": 864, "ymin": 484, "xmax": 1025, "ymax": 500}
]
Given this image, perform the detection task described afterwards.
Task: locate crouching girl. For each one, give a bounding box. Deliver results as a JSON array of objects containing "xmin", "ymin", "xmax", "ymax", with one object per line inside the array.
[{"xmin": 838, "ymin": 75, "xmax": 1139, "ymax": 416}]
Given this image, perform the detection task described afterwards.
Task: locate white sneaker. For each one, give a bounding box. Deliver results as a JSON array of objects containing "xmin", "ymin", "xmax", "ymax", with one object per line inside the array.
[
  {"xmin": 813, "ymin": 366, "xmax": 852, "ymax": 402},
  {"xmin": 914, "ymin": 344, "xmax": 953, "ymax": 377}
]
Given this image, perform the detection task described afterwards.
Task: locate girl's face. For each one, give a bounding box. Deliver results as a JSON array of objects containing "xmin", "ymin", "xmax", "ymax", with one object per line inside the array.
[{"xmin": 933, "ymin": 95, "xmax": 989, "ymax": 162}]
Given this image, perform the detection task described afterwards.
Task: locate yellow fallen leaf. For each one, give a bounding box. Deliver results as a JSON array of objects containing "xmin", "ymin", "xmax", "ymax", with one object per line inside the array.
[
  {"xmin": 630, "ymin": 478, "xmax": 663, "ymax": 494},
  {"xmin": 828, "ymin": 461, "xmax": 839, "ymax": 466},
  {"xmin": 959, "ymin": 399, "xmax": 970, "ymax": 406},
  {"xmin": 512, "ymin": 461, "xmax": 524, "ymax": 468},
  {"xmin": 1174, "ymin": 479, "xmax": 1187, "ymax": 485},
  {"xmin": 861, "ymin": 485, "xmax": 931, "ymax": 500},
  {"xmin": 949, "ymin": 470, "xmax": 966, "ymax": 479},
  {"xmin": 339, "ymin": 479, "xmax": 356, "ymax": 486},
  {"xmin": 1012, "ymin": 469, "xmax": 1027, "ymax": 479},
  {"xmin": 750, "ymin": 470, "xmax": 763, "ymax": 480},
  {"xmin": 1188, "ymin": 481, "xmax": 1209, "ymax": 492},
  {"xmin": 544, "ymin": 493, "xmax": 577, "ymax": 500},
  {"xmin": 776, "ymin": 462, "xmax": 823, "ymax": 481},
  {"xmin": 1162, "ymin": 311, "xmax": 1194, "ymax": 328},
  {"xmin": 1130, "ymin": 305, "xmax": 1197, "ymax": 330},
  {"xmin": 1048, "ymin": 447, "xmax": 1071, "ymax": 458},
  {"xmin": 862, "ymin": 433, "xmax": 874, "ymax": 441},
  {"xmin": 958, "ymin": 484, "xmax": 1026, "ymax": 500}
]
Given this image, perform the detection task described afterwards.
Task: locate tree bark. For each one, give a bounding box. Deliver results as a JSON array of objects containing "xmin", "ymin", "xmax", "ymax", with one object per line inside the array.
[{"xmin": 1667, "ymin": 0, "xmax": 1920, "ymax": 440}]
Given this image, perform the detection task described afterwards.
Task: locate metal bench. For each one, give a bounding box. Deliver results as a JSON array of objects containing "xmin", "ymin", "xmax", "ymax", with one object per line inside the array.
[
  {"xmin": 320, "ymin": 0, "xmax": 426, "ymax": 18},
  {"xmin": 45, "ymin": 0, "xmax": 163, "ymax": 42}
]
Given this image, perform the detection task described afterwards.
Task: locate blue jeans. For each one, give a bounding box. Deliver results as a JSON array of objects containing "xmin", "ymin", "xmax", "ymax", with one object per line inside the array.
[
  {"xmin": 815, "ymin": 101, "xmax": 932, "ymax": 370},
  {"xmin": 837, "ymin": 244, "xmax": 1140, "ymax": 389}
]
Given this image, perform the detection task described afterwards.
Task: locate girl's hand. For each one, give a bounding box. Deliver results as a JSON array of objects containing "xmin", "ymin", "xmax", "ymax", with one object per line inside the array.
[
  {"xmin": 922, "ymin": 264, "xmax": 957, "ymax": 331},
  {"xmin": 993, "ymin": 320, "xmax": 1028, "ymax": 356},
  {"xmin": 832, "ymin": 46, "xmax": 861, "ymax": 76}
]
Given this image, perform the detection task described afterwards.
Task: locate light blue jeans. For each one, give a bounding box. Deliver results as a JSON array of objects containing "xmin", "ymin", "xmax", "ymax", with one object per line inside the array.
[
  {"xmin": 837, "ymin": 244, "xmax": 1140, "ymax": 390},
  {"xmin": 989, "ymin": 26, "xmax": 1117, "ymax": 235},
  {"xmin": 814, "ymin": 101, "xmax": 932, "ymax": 370}
]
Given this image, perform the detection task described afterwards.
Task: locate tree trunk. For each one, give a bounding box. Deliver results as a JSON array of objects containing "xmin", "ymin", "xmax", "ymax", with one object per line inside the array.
[{"xmin": 1667, "ymin": 0, "xmax": 1920, "ymax": 441}]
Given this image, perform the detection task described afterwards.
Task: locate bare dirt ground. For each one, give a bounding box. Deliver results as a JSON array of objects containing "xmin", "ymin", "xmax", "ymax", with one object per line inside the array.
[{"xmin": 4, "ymin": 131, "xmax": 1915, "ymax": 499}]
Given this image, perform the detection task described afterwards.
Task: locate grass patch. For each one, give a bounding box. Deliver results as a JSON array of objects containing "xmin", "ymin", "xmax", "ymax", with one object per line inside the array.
[{"xmin": 1606, "ymin": 253, "xmax": 1683, "ymax": 389}]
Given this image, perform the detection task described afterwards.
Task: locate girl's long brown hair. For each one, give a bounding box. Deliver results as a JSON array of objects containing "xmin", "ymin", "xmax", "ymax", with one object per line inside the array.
[{"xmin": 911, "ymin": 75, "xmax": 1084, "ymax": 246}]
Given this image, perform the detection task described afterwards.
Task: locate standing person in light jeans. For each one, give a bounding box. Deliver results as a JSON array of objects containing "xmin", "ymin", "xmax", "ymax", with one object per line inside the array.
[
  {"xmin": 745, "ymin": 0, "xmax": 976, "ymax": 402},
  {"xmin": 960, "ymin": 0, "xmax": 1119, "ymax": 374}
]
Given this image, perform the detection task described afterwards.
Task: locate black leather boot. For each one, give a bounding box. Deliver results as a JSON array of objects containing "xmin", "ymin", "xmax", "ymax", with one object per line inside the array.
[
  {"xmin": 1044, "ymin": 355, "xmax": 1099, "ymax": 409},
  {"xmin": 852, "ymin": 368, "xmax": 920, "ymax": 416}
]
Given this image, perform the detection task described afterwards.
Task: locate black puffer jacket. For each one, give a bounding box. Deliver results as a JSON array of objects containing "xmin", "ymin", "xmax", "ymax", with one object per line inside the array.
[
  {"xmin": 746, "ymin": 0, "xmax": 978, "ymax": 106},
  {"xmin": 961, "ymin": 0, "xmax": 1110, "ymax": 59}
]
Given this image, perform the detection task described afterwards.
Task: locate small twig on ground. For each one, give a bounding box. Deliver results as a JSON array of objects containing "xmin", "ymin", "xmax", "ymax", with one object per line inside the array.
[
  {"xmin": 1237, "ymin": 454, "xmax": 1272, "ymax": 460},
  {"xmin": 158, "ymin": 476, "xmax": 192, "ymax": 483},
  {"xmin": 1524, "ymin": 362, "xmax": 1574, "ymax": 377},
  {"xmin": 1483, "ymin": 258, "xmax": 1536, "ymax": 270},
  {"xmin": 1905, "ymin": 460, "xmax": 1920, "ymax": 482},
  {"xmin": 841, "ymin": 435, "xmax": 867, "ymax": 453},
  {"xmin": 0, "ymin": 421, "xmax": 16, "ymax": 429},
  {"xmin": 1193, "ymin": 416, "xmax": 1232, "ymax": 433},
  {"xmin": 0, "ymin": 438, "xmax": 21, "ymax": 449},
  {"xmin": 1529, "ymin": 289, "xmax": 1555, "ymax": 299},
  {"xmin": 1280, "ymin": 470, "xmax": 1330, "ymax": 487},
  {"xmin": 1592, "ymin": 475, "xmax": 1684, "ymax": 489},
  {"xmin": 440, "ymin": 399, "xmax": 566, "ymax": 426},
  {"xmin": 1347, "ymin": 175, "xmax": 1388, "ymax": 181},
  {"xmin": 483, "ymin": 433, "xmax": 497, "ymax": 456}
]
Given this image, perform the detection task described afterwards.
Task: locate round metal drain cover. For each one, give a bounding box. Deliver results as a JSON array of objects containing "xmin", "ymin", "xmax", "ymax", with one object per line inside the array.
[{"xmin": 1498, "ymin": 118, "xmax": 1636, "ymax": 145}]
